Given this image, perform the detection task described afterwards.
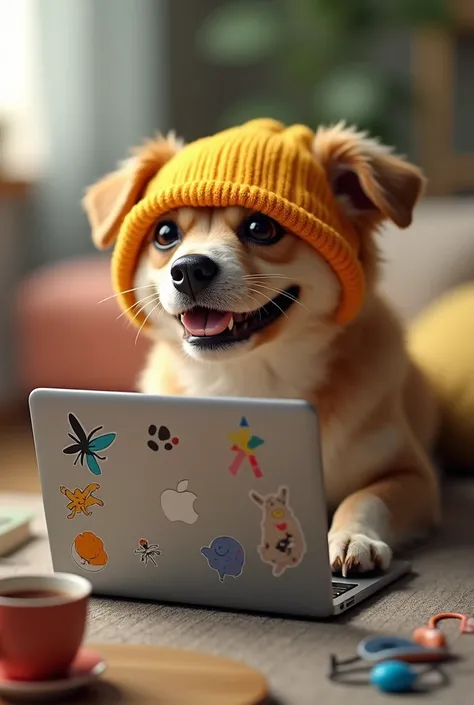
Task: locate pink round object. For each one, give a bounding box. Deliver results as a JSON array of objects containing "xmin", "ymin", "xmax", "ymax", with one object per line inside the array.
[{"xmin": 14, "ymin": 255, "xmax": 150, "ymax": 393}]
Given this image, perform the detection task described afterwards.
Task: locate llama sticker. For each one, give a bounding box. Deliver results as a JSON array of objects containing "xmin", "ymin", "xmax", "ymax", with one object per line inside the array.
[{"xmin": 249, "ymin": 486, "xmax": 306, "ymax": 577}]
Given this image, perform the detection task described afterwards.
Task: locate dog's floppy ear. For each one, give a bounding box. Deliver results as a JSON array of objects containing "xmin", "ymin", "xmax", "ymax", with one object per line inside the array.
[
  {"xmin": 83, "ymin": 132, "xmax": 183, "ymax": 250},
  {"xmin": 313, "ymin": 123, "xmax": 425, "ymax": 229}
]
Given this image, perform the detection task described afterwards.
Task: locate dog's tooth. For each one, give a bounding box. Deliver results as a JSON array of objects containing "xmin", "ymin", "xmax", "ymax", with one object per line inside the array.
[{"xmin": 228, "ymin": 316, "xmax": 234, "ymax": 331}]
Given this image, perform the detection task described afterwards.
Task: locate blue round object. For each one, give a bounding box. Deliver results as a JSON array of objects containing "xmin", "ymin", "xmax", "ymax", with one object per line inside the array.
[
  {"xmin": 357, "ymin": 636, "xmax": 426, "ymax": 662},
  {"xmin": 370, "ymin": 660, "xmax": 417, "ymax": 693}
]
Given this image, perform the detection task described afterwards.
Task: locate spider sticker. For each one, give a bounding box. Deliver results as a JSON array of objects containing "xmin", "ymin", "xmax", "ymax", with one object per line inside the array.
[
  {"xmin": 134, "ymin": 538, "xmax": 162, "ymax": 567},
  {"xmin": 60, "ymin": 483, "xmax": 104, "ymax": 519},
  {"xmin": 147, "ymin": 424, "xmax": 179, "ymax": 452},
  {"xmin": 62, "ymin": 413, "xmax": 116, "ymax": 476}
]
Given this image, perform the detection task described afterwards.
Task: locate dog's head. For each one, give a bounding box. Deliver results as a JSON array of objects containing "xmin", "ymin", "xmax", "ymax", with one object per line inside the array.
[{"xmin": 84, "ymin": 123, "xmax": 424, "ymax": 362}]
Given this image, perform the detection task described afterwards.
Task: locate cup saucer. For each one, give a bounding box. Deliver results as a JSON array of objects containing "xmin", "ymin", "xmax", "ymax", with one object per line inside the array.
[{"xmin": 0, "ymin": 648, "xmax": 106, "ymax": 701}]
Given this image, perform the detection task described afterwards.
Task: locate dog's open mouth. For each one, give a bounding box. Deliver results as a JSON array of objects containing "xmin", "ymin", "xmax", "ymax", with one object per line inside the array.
[{"xmin": 178, "ymin": 286, "xmax": 300, "ymax": 349}]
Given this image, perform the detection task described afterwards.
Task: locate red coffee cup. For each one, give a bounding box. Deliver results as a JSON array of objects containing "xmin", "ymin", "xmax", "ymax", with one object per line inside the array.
[{"xmin": 0, "ymin": 573, "xmax": 91, "ymax": 681}]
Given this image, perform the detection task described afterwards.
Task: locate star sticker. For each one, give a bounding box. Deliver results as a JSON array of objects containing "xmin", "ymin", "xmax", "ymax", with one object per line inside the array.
[{"xmin": 228, "ymin": 417, "xmax": 265, "ymax": 477}]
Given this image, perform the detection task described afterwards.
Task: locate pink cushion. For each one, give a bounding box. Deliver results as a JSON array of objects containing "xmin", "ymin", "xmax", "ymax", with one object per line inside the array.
[{"xmin": 15, "ymin": 255, "xmax": 150, "ymax": 393}]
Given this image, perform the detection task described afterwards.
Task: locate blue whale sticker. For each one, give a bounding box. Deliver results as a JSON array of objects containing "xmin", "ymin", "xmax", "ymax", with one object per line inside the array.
[{"xmin": 201, "ymin": 536, "xmax": 245, "ymax": 582}]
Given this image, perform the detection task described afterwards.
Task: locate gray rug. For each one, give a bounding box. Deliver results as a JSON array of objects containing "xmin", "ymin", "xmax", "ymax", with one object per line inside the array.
[{"xmin": 3, "ymin": 480, "xmax": 474, "ymax": 704}]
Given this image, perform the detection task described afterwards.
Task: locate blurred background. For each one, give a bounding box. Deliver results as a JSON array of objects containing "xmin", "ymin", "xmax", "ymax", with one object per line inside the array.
[{"xmin": 1, "ymin": 0, "xmax": 474, "ymax": 492}]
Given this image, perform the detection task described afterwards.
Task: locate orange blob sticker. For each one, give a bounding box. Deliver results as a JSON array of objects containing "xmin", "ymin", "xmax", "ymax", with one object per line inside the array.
[{"xmin": 72, "ymin": 531, "xmax": 108, "ymax": 572}]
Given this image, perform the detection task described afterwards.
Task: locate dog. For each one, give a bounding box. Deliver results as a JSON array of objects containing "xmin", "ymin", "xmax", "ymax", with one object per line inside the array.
[{"xmin": 83, "ymin": 120, "xmax": 441, "ymax": 577}]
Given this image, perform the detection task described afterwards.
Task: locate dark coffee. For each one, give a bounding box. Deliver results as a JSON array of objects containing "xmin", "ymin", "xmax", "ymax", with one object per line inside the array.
[{"xmin": 0, "ymin": 589, "xmax": 70, "ymax": 599}]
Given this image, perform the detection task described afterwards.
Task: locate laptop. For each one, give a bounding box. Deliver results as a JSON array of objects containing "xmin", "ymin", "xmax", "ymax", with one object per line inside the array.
[{"xmin": 29, "ymin": 388, "xmax": 410, "ymax": 618}]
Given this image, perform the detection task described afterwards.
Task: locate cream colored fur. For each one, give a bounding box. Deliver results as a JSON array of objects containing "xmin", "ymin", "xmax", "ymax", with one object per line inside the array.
[{"xmin": 84, "ymin": 123, "xmax": 441, "ymax": 577}]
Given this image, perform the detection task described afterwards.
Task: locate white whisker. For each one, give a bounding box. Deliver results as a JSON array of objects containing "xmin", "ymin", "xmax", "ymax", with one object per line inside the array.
[
  {"xmin": 135, "ymin": 300, "xmax": 163, "ymax": 345},
  {"xmin": 117, "ymin": 292, "xmax": 159, "ymax": 321},
  {"xmin": 249, "ymin": 283, "xmax": 309, "ymax": 313},
  {"xmin": 247, "ymin": 288, "xmax": 288, "ymax": 319},
  {"xmin": 243, "ymin": 274, "xmax": 292, "ymax": 280},
  {"xmin": 129, "ymin": 295, "xmax": 162, "ymax": 330},
  {"xmin": 98, "ymin": 284, "xmax": 156, "ymax": 305},
  {"xmin": 245, "ymin": 292, "xmax": 264, "ymax": 319}
]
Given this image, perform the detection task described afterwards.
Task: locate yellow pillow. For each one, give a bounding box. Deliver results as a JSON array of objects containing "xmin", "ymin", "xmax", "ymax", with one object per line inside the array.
[{"xmin": 408, "ymin": 283, "xmax": 474, "ymax": 471}]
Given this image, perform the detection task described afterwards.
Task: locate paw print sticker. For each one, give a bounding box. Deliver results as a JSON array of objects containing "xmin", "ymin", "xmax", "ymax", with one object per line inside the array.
[{"xmin": 147, "ymin": 425, "xmax": 179, "ymax": 452}]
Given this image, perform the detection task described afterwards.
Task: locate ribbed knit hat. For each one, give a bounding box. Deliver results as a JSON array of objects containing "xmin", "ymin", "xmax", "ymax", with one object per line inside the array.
[{"xmin": 113, "ymin": 118, "xmax": 365, "ymax": 326}]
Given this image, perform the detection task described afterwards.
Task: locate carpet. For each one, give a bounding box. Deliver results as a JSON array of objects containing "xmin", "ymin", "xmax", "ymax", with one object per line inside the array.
[{"xmin": 2, "ymin": 478, "xmax": 473, "ymax": 704}]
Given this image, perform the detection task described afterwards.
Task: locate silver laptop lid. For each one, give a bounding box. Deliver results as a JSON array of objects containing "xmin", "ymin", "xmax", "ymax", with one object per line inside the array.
[{"xmin": 29, "ymin": 388, "xmax": 335, "ymax": 618}]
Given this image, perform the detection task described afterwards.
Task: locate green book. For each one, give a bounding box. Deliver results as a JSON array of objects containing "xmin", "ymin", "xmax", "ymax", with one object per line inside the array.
[{"xmin": 0, "ymin": 507, "xmax": 34, "ymax": 555}]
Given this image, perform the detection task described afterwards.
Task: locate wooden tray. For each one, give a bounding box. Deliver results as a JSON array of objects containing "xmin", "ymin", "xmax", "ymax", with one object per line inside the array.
[{"xmin": 71, "ymin": 643, "xmax": 268, "ymax": 705}]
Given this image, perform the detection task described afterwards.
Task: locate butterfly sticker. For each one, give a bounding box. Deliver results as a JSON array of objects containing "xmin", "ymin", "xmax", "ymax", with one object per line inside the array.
[{"xmin": 62, "ymin": 413, "xmax": 116, "ymax": 476}]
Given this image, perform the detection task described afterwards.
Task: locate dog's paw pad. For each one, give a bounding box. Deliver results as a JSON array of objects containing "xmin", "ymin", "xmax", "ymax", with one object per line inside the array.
[{"xmin": 328, "ymin": 531, "xmax": 392, "ymax": 576}]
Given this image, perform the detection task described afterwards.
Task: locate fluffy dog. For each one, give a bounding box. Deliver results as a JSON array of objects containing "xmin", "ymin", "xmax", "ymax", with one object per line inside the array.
[{"xmin": 83, "ymin": 120, "xmax": 441, "ymax": 577}]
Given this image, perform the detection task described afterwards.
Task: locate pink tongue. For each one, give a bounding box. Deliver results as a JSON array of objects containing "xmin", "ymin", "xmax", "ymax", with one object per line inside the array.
[{"xmin": 182, "ymin": 309, "xmax": 232, "ymax": 337}]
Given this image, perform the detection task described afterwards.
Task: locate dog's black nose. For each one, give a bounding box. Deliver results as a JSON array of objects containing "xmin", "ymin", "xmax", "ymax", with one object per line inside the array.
[{"xmin": 170, "ymin": 255, "xmax": 219, "ymax": 298}]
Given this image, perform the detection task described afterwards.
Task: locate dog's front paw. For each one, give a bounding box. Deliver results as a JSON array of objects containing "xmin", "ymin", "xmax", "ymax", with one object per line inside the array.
[{"xmin": 328, "ymin": 531, "xmax": 392, "ymax": 577}]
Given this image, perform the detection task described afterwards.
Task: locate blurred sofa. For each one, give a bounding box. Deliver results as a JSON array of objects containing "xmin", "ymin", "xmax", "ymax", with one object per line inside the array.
[
  {"xmin": 15, "ymin": 255, "xmax": 150, "ymax": 394},
  {"xmin": 379, "ymin": 197, "xmax": 474, "ymax": 320},
  {"xmin": 14, "ymin": 197, "xmax": 474, "ymax": 395}
]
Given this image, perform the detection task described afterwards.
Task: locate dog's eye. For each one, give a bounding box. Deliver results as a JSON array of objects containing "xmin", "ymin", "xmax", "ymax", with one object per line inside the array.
[
  {"xmin": 239, "ymin": 213, "xmax": 283, "ymax": 245},
  {"xmin": 153, "ymin": 220, "xmax": 182, "ymax": 250}
]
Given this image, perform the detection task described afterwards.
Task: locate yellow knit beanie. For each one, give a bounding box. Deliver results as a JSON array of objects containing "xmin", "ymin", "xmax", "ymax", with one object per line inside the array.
[{"xmin": 113, "ymin": 118, "xmax": 364, "ymax": 326}]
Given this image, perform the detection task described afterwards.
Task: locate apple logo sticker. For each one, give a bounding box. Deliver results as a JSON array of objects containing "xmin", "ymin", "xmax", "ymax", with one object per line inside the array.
[{"xmin": 161, "ymin": 480, "xmax": 198, "ymax": 524}]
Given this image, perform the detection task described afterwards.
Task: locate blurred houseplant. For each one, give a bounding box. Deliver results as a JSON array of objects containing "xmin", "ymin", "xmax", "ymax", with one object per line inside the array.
[{"xmin": 196, "ymin": 0, "xmax": 451, "ymax": 144}]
